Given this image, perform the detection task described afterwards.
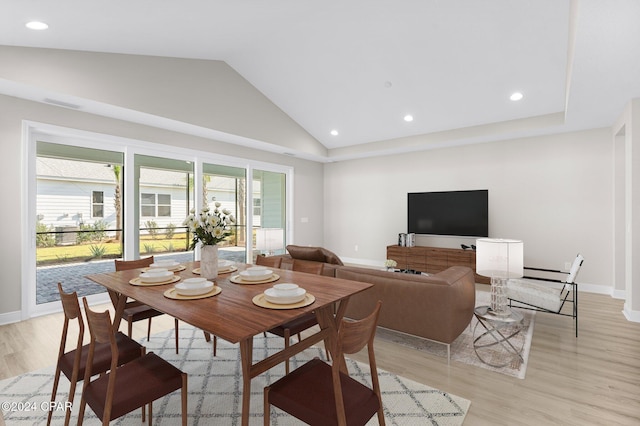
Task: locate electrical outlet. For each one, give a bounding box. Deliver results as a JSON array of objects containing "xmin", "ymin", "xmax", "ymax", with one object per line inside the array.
[
  {"xmin": 564, "ymin": 261, "xmax": 571, "ymax": 271},
  {"xmin": 354, "ymin": 245, "xmax": 359, "ymax": 252}
]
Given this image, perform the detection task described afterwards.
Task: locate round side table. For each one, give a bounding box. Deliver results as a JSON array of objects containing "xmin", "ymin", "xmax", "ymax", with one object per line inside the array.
[{"xmin": 473, "ymin": 306, "xmax": 525, "ymax": 368}]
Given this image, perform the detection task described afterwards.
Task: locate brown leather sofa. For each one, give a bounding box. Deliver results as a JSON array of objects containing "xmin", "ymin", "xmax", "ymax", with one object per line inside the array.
[{"xmin": 271, "ymin": 245, "xmax": 476, "ymax": 349}]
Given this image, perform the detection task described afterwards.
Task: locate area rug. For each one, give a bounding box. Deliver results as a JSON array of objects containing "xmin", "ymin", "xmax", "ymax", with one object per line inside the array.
[
  {"xmin": 0, "ymin": 327, "xmax": 470, "ymax": 425},
  {"xmin": 375, "ymin": 290, "xmax": 535, "ymax": 379}
]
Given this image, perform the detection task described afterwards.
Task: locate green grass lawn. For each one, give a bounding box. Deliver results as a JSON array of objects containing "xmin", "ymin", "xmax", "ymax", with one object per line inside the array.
[{"xmin": 36, "ymin": 236, "xmax": 191, "ymax": 265}]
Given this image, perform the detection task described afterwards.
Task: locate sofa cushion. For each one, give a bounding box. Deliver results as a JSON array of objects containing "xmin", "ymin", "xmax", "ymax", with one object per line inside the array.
[{"xmin": 506, "ymin": 279, "xmax": 563, "ymax": 312}]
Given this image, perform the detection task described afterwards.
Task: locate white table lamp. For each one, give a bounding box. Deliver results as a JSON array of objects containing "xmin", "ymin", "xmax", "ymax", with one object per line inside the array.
[{"xmin": 476, "ymin": 238, "xmax": 524, "ymax": 315}]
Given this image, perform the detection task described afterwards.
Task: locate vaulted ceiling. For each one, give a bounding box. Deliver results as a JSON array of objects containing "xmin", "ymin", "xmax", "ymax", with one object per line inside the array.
[{"xmin": 1, "ymin": 0, "xmax": 639, "ymax": 161}]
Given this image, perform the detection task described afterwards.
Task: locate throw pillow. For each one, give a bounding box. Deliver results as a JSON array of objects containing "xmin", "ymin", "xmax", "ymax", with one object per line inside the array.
[
  {"xmin": 321, "ymin": 248, "xmax": 344, "ymax": 265},
  {"xmin": 286, "ymin": 245, "xmax": 325, "ymax": 262}
]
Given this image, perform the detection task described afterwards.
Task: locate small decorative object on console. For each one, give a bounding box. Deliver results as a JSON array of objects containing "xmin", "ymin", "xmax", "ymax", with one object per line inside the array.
[{"xmin": 384, "ymin": 259, "xmax": 397, "ymax": 271}]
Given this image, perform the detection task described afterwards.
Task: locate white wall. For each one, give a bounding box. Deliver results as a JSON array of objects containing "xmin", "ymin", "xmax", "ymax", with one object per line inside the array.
[{"xmin": 324, "ymin": 128, "xmax": 612, "ymax": 291}]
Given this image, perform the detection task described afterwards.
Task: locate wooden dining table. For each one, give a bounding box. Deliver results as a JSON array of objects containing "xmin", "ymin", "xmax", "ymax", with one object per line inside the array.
[{"xmin": 86, "ymin": 261, "xmax": 373, "ymax": 426}]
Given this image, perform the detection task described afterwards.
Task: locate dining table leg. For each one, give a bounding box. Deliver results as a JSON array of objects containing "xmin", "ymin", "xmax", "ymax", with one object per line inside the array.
[{"xmin": 239, "ymin": 336, "xmax": 254, "ymax": 426}]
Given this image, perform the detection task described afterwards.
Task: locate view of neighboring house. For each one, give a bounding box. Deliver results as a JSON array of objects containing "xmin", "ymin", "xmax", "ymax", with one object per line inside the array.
[{"xmin": 36, "ymin": 156, "xmax": 255, "ymax": 243}]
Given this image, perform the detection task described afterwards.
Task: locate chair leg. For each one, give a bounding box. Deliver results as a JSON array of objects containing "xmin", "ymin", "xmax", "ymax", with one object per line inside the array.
[
  {"xmin": 62, "ymin": 369, "xmax": 81, "ymax": 426},
  {"xmin": 147, "ymin": 317, "xmax": 153, "ymax": 341},
  {"xmin": 284, "ymin": 329, "xmax": 291, "ymax": 374},
  {"xmin": 127, "ymin": 317, "xmax": 133, "ymax": 338},
  {"xmin": 264, "ymin": 386, "xmax": 271, "ymax": 426},
  {"xmin": 175, "ymin": 318, "xmax": 179, "ymax": 354},
  {"xmin": 148, "ymin": 401, "xmax": 152, "ymax": 426},
  {"xmin": 77, "ymin": 392, "xmax": 87, "ymax": 426},
  {"xmin": 181, "ymin": 373, "xmax": 188, "ymax": 426},
  {"xmin": 203, "ymin": 331, "xmax": 211, "ymax": 342},
  {"xmin": 47, "ymin": 366, "xmax": 62, "ymax": 426},
  {"xmin": 213, "ymin": 336, "xmax": 218, "ymax": 356}
]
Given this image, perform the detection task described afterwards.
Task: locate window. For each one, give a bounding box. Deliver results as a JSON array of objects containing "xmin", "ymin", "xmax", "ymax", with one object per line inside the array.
[
  {"xmin": 140, "ymin": 193, "xmax": 172, "ymax": 217},
  {"xmin": 92, "ymin": 191, "xmax": 104, "ymax": 218},
  {"xmin": 253, "ymin": 198, "xmax": 261, "ymax": 216},
  {"xmin": 158, "ymin": 194, "xmax": 171, "ymax": 217},
  {"xmin": 141, "ymin": 193, "xmax": 156, "ymax": 217}
]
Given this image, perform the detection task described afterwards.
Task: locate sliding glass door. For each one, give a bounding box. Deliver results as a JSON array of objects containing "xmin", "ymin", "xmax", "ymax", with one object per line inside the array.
[
  {"xmin": 135, "ymin": 155, "xmax": 194, "ymax": 261},
  {"xmin": 203, "ymin": 163, "xmax": 247, "ymax": 263},
  {"xmin": 252, "ymin": 169, "xmax": 287, "ymax": 260},
  {"xmin": 26, "ymin": 124, "xmax": 293, "ymax": 318},
  {"xmin": 35, "ymin": 142, "xmax": 124, "ymax": 304}
]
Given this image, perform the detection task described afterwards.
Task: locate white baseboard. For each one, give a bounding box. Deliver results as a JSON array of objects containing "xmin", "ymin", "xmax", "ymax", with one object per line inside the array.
[
  {"xmin": 579, "ymin": 282, "xmax": 614, "ymax": 295},
  {"xmin": 0, "ymin": 310, "xmax": 22, "ymax": 326},
  {"xmin": 612, "ymin": 289, "xmax": 626, "ymax": 299},
  {"xmin": 1, "ymin": 293, "xmax": 112, "ymax": 325},
  {"xmin": 623, "ymin": 304, "xmax": 640, "ymax": 323},
  {"xmin": 340, "ymin": 256, "xmax": 383, "ymax": 268}
]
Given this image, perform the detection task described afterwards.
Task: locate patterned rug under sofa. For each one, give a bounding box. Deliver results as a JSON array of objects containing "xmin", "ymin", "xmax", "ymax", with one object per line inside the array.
[{"xmin": 0, "ymin": 326, "xmax": 470, "ymax": 425}]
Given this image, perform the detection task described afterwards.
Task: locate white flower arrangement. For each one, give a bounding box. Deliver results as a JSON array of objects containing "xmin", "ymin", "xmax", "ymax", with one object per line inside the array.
[
  {"xmin": 384, "ymin": 259, "xmax": 397, "ymax": 268},
  {"xmin": 183, "ymin": 202, "xmax": 236, "ymax": 249}
]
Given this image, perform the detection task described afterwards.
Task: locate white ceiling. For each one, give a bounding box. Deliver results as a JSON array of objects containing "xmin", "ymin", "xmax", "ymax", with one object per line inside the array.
[{"xmin": 1, "ymin": 0, "xmax": 639, "ymax": 158}]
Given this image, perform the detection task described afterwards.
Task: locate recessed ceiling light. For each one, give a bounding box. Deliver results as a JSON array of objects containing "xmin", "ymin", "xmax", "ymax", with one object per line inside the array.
[
  {"xmin": 510, "ymin": 92, "xmax": 524, "ymax": 101},
  {"xmin": 26, "ymin": 21, "xmax": 49, "ymax": 30},
  {"xmin": 404, "ymin": 115, "xmax": 414, "ymax": 122},
  {"xmin": 330, "ymin": 129, "xmax": 339, "ymax": 136}
]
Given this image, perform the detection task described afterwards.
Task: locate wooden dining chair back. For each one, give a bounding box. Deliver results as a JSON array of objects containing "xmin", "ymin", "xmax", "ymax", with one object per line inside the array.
[
  {"xmin": 264, "ymin": 301, "xmax": 385, "ymax": 426},
  {"xmin": 48, "ymin": 283, "xmax": 143, "ymax": 426},
  {"xmin": 291, "ymin": 259, "xmax": 324, "ymax": 275},
  {"xmin": 255, "ymin": 255, "xmax": 283, "ymax": 268},
  {"xmin": 114, "ymin": 257, "xmax": 181, "ymax": 353},
  {"xmin": 268, "ymin": 258, "xmax": 327, "ymax": 374},
  {"xmin": 78, "ymin": 298, "xmax": 188, "ymax": 426}
]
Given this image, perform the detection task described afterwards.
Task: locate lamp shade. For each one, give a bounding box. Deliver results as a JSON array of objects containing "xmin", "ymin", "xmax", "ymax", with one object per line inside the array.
[{"xmin": 475, "ymin": 238, "xmax": 524, "ymax": 278}]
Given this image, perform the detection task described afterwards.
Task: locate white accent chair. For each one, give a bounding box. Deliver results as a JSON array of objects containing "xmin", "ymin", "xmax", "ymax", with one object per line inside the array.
[{"xmin": 506, "ymin": 253, "xmax": 584, "ymax": 337}]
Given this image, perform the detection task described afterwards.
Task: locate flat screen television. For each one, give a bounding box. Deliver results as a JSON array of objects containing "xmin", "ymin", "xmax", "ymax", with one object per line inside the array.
[{"xmin": 407, "ymin": 190, "xmax": 488, "ymax": 237}]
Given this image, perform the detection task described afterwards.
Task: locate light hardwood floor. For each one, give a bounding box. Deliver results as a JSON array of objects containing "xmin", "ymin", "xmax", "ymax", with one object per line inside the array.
[{"xmin": 1, "ymin": 285, "xmax": 639, "ymax": 425}]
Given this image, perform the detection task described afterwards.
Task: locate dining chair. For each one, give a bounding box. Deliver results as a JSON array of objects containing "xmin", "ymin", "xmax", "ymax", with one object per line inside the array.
[
  {"xmin": 114, "ymin": 257, "xmax": 180, "ymax": 353},
  {"xmin": 267, "ymin": 259, "xmax": 326, "ymax": 374},
  {"xmin": 255, "ymin": 255, "xmax": 283, "ymax": 268},
  {"xmin": 47, "ymin": 283, "xmax": 144, "ymax": 426},
  {"xmin": 78, "ymin": 298, "xmax": 188, "ymax": 426},
  {"xmin": 290, "ymin": 259, "xmax": 324, "ymax": 275},
  {"xmin": 264, "ymin": 301, "xmax": 385, "ymax": 426}
]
